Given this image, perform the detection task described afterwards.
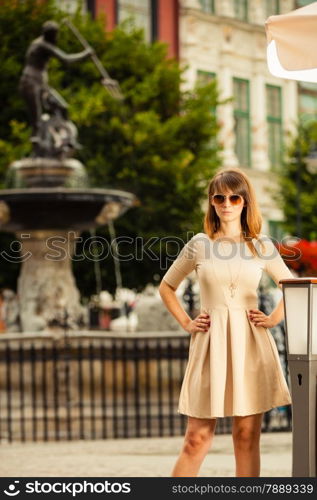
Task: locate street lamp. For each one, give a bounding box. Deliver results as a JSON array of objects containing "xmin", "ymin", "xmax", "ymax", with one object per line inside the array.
[{"xmin": 279, "ymin": 277, "xmax": 317, "ymax": 477}]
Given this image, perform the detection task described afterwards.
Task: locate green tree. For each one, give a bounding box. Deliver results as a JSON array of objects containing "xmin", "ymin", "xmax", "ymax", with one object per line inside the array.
[
  {"xmin": 274, "ymin": 120, "xmax": 317, "ymax": 241},
  {"xmin": 0, "ymin": 0, "xmax": 222, "ymax": 297}
]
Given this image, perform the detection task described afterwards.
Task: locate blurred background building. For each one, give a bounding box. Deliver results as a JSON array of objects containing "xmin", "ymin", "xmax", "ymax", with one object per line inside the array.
[{"xmin": 57, "ymin": 0, "xmax": 317, "ymax": 239}]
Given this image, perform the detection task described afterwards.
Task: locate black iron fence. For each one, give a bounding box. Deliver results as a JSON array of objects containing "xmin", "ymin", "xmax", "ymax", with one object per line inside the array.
[{"xmin": 0, "ymin": 332, "xmax": 291, "ymax": 443}]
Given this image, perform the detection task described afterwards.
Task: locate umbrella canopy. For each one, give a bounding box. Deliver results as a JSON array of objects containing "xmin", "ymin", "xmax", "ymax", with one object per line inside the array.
[{"xmin": 265, "ymin": 2, "xmax": 317, "ymax": 82}]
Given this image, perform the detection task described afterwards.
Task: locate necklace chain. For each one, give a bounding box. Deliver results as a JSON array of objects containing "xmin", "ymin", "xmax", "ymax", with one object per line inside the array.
[{"xmin": 218, "ymin": 234, "xmax": 243, "ymax": 298}]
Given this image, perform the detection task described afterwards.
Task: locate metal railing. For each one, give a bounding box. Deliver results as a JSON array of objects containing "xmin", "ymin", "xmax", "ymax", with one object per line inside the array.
[{"xmin": 0, "ymin": 331, "xmax": 291, "ymax": 443}]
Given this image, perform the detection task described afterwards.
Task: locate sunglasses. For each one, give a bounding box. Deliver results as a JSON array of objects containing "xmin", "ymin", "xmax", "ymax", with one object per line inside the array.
[{"xmin": 211, "ymin": 194, "xmax": 244, "ymax": 206}]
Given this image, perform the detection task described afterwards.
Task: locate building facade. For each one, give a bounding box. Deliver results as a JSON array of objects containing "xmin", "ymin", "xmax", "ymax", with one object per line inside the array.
[
  {"xmin": 179, "ymin": 0, "xmax": 299, "ymax": 237},
  {"xmin": 61, "ymin": 0, "xmax": 179, "ymax": 58}
]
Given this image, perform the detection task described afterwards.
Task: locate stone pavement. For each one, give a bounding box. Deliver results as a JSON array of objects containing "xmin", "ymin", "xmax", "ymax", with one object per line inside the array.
[{"xmin": 0, "ymin": 432, "xmax": 291, "ymax": 477}]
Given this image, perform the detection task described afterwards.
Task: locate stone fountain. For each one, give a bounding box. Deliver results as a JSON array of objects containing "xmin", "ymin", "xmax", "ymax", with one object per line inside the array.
[{"xmin": 0, "ymin": 20, "xmax": 136, "ymax": 332}]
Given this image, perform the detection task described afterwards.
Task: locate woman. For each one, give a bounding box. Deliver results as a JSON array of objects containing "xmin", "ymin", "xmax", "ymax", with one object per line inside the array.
[{"xmin": 159, "ymin": 167, "xmax": 293, "ymax": 477}]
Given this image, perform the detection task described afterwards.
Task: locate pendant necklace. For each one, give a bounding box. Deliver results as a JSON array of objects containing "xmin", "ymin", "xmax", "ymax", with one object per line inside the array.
[{"xmin": 218, "ymin": 236, "xmax": 244, "ymax": 298}]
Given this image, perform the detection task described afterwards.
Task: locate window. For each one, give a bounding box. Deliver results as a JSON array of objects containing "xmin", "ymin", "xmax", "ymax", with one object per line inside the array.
[
  {"xmin": 299, "ymin": 82, "xmax": 317, "ymax": 123},
  {"xmin": 117, "ymin": 0, "xmax": 156, "ymax": 43},
  {"xmin": 265, "ymin": 0, "xmax": 280, "ymax": 17},
  {"xmin": 266, "ymin": 85, "xmax": 282, "ymax": 170},
  {"xmin": 197, "ymin": 71, "xmax": 217, "ymax": 114},
  {"xmin": 234, "ymin": 0, "xmax": 248, "ymax": 22},
  {"xmin": 199, "ymin": 0, "xmax": 215, "ymax": 14},
  {"xmin": 86, "ymin": 0, "xmax": 96, "ymax": 18},
  {"xmin": 57, "ymin": 0, "xmax": 79, "ymax": 14},
  {"xmin": 296, "ymin": 1, "xmax": 314, "ymax": 6},
  {"xmin": 268, "ymin": 220, "xmax": 284, "ymax": 241},
  {"xmin": 197, "ymin": 70, "xmax": 216, "ymax": 85},
  {"xmin": 233, "ymin": 78, "xmax": 250, "ymax": 167}
]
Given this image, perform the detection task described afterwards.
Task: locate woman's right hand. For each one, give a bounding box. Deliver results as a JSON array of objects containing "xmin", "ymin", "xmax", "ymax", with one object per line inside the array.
[{"xmin": 184, "ymin": 313, "xmax": 210, "ymax": 334}]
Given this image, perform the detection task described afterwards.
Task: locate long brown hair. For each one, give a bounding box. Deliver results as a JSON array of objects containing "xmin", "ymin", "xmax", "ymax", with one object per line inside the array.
[{"xmin": 203, "ymin": 167, "xmax": 264, "ymax": 257}]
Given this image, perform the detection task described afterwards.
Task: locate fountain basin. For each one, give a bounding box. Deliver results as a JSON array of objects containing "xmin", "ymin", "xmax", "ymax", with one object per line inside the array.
[
  {"xmin": 0, "ymin": 187, "xmax": 137, "ymax": 231},
  {"xmin": 6, "ymin": 158, "xmax": 89, "ymax": 189}
]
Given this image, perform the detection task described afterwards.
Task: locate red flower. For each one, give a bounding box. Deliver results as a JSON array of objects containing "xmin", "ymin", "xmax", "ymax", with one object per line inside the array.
[{"xmin": 277, "ymin": 239, "xmax": 317, "ymax": 276}]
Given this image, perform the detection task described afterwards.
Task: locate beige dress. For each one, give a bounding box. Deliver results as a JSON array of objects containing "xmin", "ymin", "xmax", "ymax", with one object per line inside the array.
[{"xmin": 162, "ymin": 232, "xmax": 293, "ymax": 418}]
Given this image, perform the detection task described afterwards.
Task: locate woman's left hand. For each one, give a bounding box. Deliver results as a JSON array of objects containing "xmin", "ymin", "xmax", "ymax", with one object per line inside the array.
[{"xmin": 248, "ymin": 309, "xmax": 275, "ymax": 328}]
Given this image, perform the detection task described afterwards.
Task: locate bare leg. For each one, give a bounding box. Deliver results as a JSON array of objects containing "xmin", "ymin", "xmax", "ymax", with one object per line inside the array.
[
  {"xmin": 232, "ymin": 413, "xmax": 263, "ymax": 477},
  {"xmin": 171, "ymin": 416, "xmax": 217, "ymax": 477}
]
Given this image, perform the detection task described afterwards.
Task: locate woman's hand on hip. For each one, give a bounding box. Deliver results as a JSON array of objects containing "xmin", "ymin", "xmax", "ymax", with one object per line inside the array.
[
  {"xmin": 184, "ymin": 313, "xmax": 210, "ymax": 334},
  {"xmin": 248, "ymin": 309, "xmax": 275, "ymax": 328}
]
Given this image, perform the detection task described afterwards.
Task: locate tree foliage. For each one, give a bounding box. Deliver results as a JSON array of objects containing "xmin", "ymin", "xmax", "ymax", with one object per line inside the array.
[
  {"xmin": 0, "ymin": 0, "xmax": 222, "ymax": 297},
  {"xmin": 273, "ymin": 120, "xmax": 317, "ymax": 241}
]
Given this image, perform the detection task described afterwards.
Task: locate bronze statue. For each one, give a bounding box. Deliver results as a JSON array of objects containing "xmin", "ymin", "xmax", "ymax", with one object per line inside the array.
[
  {"xmin": 19, "ymin": 19, "xmax": 123, "ymax": 159},
  {"xmin": 19, "ymin": 20, "xmax": 93, "ymax": 157}
]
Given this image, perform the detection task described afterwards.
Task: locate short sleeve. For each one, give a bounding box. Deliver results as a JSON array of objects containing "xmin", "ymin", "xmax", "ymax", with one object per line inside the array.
[
  {"xmin": 259, "ymin": 235, "xmax": 294, "ymax": 287},
  {"xmin": 162, "ymin": 237, "xmax": 197, "ymax": 289}
]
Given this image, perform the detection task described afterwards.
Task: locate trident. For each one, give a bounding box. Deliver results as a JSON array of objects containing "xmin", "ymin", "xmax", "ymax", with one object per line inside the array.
[{"xmin": 62, "ymin": 17, "xmax": 124, "ymax": 101}]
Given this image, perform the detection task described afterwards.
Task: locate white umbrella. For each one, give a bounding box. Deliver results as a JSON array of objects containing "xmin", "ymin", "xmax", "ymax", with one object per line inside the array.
[{"xmin": 265, "ymin": 1, "xmax": 317, "ymax": 82}]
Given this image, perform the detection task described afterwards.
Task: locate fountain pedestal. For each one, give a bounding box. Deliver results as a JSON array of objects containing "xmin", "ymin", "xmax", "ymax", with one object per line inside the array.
[
  {"xmin": 0, "ymin": 157, "xmax": 137, "ymax": 333},
  {"xmin": 16, "ymin": 230, "xmax": 87, "ymax": 332}
]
